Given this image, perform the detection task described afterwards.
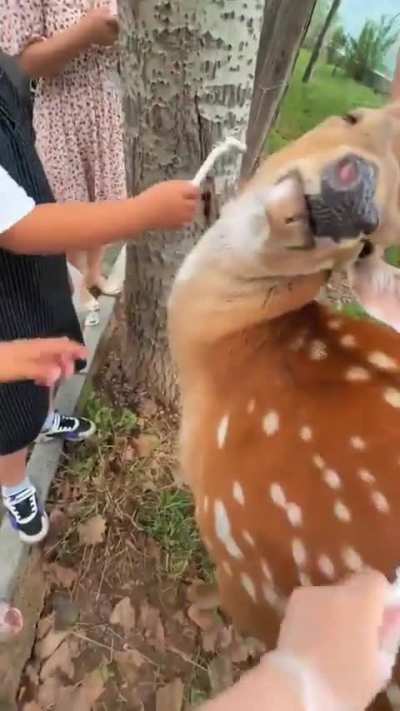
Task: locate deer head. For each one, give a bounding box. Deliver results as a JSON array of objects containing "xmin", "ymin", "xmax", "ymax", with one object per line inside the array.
[{"xmin": 168, "ymin": 103, "xmax": 400, "ymax": 708}]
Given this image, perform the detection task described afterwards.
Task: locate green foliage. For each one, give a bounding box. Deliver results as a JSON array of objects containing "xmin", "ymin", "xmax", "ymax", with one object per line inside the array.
[
  {"xmin": 327, "ymin": 24, "xmax": 348, "ymax": 65},
  {"xmin": 304, "ymin": 0, "xmax": 341, "ymax": 52},
  {"xmin": 344, "ymin": 14, "xmax": 399, "ymax": 82},
  {"xmin": 268, "ymin": 49, "xmax": 384, "ymax": 153}
]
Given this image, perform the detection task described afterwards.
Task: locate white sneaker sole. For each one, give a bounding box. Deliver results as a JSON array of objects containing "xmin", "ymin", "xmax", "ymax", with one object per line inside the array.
[
  {"xmin": 38, "ymin": 420, "xmax": 97, "ymax": 444},
  {"xmin": 19, "ymin": 513, "xmax": 49, "ymax": 545}
]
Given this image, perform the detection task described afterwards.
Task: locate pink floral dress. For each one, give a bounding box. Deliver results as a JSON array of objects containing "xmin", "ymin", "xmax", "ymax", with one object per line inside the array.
[{"xmin": 1, "ymin": 0, "xmax": 126, "ymax": 204}]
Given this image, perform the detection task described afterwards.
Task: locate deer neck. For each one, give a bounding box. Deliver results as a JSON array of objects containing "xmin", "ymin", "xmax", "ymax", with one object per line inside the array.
[{"xmin": 168, "ymin": 221, "xmax": 325, "ymax": 385}]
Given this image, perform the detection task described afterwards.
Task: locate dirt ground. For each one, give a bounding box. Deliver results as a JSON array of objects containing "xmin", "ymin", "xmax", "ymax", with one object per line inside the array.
[{"xmin": 18, "ymin": 337, "xmax": 263, "ymax": 711}]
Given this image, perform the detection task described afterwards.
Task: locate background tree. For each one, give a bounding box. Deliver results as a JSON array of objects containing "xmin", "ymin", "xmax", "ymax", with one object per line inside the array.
[
  {"xmin": 327, "ymin": 25, "xmax": 347, "ymax": 75},
  {"xmin": 118, "ymin": 0, "xmax": 317, "ymax": 407},
  {"xmin": 344, "ymin": 14, "xmax": 399, "ymax": 83},
  {"xmin": 303, "ymin": 0, "xmax": 342, "ymax": 83}
]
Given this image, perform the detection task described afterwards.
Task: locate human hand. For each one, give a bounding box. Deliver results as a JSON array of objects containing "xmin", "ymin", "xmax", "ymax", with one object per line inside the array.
[
  {"xmin": 80, "ymin": 7, "xmax": 119, "ymax": 47},
  {"xmin": 0, "ymin": 338, "xmax": 87, "ymax": 386},
  {"xmin": 0, "ymin": 602, "xmax": 23, "ymax": 642},
  {"xmin": 271, "ymin": 570, "xmax": 400, "ymax": 710},
  {"xmin": 142, "ymin": 180, "xmax": 201, "ymax": 231}
]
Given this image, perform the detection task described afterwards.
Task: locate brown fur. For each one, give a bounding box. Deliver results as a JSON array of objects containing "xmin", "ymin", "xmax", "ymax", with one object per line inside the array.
[{"xmin": 169, "ymin": 104, "xmax": 400, "ymax": 710}]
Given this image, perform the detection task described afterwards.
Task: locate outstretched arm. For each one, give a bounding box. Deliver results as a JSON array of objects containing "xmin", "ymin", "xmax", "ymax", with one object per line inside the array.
[{"xmin": 0, "ymin": 166, "xmax": 199, "ymax": 255}]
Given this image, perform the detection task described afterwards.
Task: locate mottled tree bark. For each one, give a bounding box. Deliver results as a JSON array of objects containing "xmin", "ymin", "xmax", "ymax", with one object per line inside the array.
[
  {"xmin": 119, "ymin": 0, "xmax": 265, "ymax": 406},
  {"xmin": 120, "ymin": 0, "xmax": 316, "ymax": 406}
]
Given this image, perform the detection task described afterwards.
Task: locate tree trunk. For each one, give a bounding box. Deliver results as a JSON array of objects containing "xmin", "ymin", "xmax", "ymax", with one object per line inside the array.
[
  {"xmin": 118, "ymin": 0, "xmax": 266, "ymax": 406},
  {"xmin": 241, "ymin": 0, "xmax": 317, "ymax": 180},
  {"xmin": 119, "ymin": 0, "xmax": 314, "ymax": 407},
  {"xmin": 302, "ymin": 0, "xmax": 341, "ymax": 83}
]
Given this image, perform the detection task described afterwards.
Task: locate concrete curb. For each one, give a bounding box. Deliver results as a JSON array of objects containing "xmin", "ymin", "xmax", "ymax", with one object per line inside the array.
[{"xmin": 0, "ymin": 247, "xmax": 126, "ymax": 603}]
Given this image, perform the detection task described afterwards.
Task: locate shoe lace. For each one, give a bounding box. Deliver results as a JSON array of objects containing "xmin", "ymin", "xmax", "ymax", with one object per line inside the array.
[
  {"xmin": 8, "ymin": 488, "xmax": 37, "ymax": 523},
  {"xmin": 51, "ymin": 412, "xmax": 78, "ymax": 433}
]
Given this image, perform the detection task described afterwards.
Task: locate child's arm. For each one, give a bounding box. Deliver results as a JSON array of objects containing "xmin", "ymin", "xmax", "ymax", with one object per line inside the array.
[
  {"xmin": 1, "ymin": 180, "xmax": 200, "ymax": 255},
  {"xmin": 18, "ymin": 8, "xmax": 118, "ymax": 79}
]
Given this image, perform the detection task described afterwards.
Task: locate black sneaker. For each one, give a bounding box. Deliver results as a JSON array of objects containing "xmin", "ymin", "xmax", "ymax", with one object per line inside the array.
[
  {"xmin": 42, "ymin": 411, "xmax": 96, "ymax": 442},
  {"xmin": 3, "ymin": 486, "xmax": 49, "ymax": 544}
]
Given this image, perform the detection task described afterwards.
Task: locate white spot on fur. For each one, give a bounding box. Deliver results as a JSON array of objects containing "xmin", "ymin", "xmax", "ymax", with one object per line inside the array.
[
  {"xmin": 309, "ymin": 340, "xmax": 328, "ymax": 360},
  {"xmin": 358, "ymin": 468, "xmax": 375, "ymax": 484},
  {"xmin": 262, "ymin": 410, "xmax": 280, "ymax": 436},
  {"xmin": 318, "ymin": 555, "xmax": 335, "ymax": 579},
  {"xmin": 300, "ymin": 426, "xmax": 313, "ymax": 442},
  {"xmin": 217, "ymin": 415, "xmax": 229, "ymax": 448},
  {"xmin": 334, "ymin": 500, "xmax": 352, "ymax": 523},
  {"xmin": 328, "ymin": 319, "xmax": 341, "ymax": 330},
  {"xmin": 345, "ymin": 366, "xmax": 370, "ymax": 382},
  {"xmin": 241, "ymin": 573, "xmax": 257, "ymax": 602},
  {"xmin": 204, "ymin": 536, "xmax": 213, "ymax": 551},
  {"xmin": 270, "ymin": 483, "xmax": 286, "ymax": 508},
  {"xmin": 261, "ymin": 558, "xmax": 273, "ymax": 581},
  {"xmin": 368, "ymin": 351, "xmax": 397, "ymax": 370},
  {"xmin": 262, "ymin": 582, "xmax": 285, "ymax": 612},
  {"xmin": 222, "ymin": 560, "xmax": 233, "ymax": 577},
  {"xmin": 292, "ymin": 538, "xmax": 307, "ymax": 567},
  {"xmin": 214, "ymin": 500, "xmax": 243, "ymax": 559},
  {"xmin": 313, "ymin": 454, "xmax": 325, "ymax": 470},
  {"xmin": 242, "ymin": 530, "xmax": 255, "ymax": 547},
  {"xmin": 350, "ymin": 436, "xmax": 366, "ymax": 451},
  {"xmin": 342, "ymin": 546, "xmax": 363, "ymax": 572},
  {"xmin": 246, "ymin": 399, "xmax": 256, "ymax": 414},
  {"xmin": 233, "ymin": 481, "xmax": 245, "ymax": 506},
  {"xmin": 299, "ymin": 572, "xmax": 312, "ymax": 587},
  {"xmin": 203, "ymin": 497, "xmax": 209, "ymax": 514},
  {"xmin": 371, "ymin": 490, "xmax": 390, "ymax": 514},
  {"xmin": 340, "ymin": 334, "xmax": 357, "ymax": 348},
  {"xmin": 289, "ymin": 333, "xmax": 306, "ymax": 352},
  {"xmin": 323, "ymin": 469, "xmax": 342, "ymax": 490},
  {"xmin": 286, "ymin": 503, "xmax": 303, "ymax": 527},
  {"xmin": 384, "ymin": 388, "xmax": 400, "ymax": 409}
]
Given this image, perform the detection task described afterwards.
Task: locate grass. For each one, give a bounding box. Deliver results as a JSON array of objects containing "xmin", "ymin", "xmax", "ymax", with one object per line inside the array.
[
  {"xmin": 53, "ymin": 389, "xmax": 210, "ymax": 582},
  {"xmin": 268, "ymin": 49, "xmax": 385, "ymax": 153}
]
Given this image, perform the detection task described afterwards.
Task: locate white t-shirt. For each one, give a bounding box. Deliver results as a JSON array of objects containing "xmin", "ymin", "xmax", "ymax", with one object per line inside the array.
[{"xmin": 0, "ymin": 164, "xmax": 35, "ymax": 234}]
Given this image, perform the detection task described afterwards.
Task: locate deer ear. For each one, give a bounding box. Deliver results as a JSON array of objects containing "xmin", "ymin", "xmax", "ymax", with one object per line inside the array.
[{"xmin": 347, "ymin": 252, "xmax": 400, "ymax": 332}]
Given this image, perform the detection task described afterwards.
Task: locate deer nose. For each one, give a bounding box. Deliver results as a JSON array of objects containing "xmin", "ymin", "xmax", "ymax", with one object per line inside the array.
[{"xmin": 305, "ymin": 154, "xmax": 379, "ymax": 242}]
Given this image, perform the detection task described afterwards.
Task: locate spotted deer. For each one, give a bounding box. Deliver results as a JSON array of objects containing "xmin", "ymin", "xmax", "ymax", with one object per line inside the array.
[{"xmin": 168, "ymin": 103, "xmax": 400, "ymax": 710}]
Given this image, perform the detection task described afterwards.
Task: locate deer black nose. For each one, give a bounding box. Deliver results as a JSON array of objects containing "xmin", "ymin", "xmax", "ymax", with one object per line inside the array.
[{"xmin": 305, "ymin": 155, "xmax": 379, "ymax": 241}]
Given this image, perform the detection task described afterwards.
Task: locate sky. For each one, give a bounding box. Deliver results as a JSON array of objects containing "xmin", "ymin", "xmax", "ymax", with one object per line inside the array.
[{"xmin": 339, "ymin": 0, "xmax": 399, "ymax": 75}]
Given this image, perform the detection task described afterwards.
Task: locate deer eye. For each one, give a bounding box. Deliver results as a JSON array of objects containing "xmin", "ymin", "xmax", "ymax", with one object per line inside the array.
[{"xmin": 343, "ymin": 113, "xmax": 359, "ymax": 126}]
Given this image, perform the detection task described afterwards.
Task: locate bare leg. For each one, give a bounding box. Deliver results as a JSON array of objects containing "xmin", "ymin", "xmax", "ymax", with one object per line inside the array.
[
  {"xmin": 87, "ymin": 247, "xmax": 124, "ymax": 296},
  {"xmin": 0, "ymin": 448, "xmax": 27, "ymax": 488}
]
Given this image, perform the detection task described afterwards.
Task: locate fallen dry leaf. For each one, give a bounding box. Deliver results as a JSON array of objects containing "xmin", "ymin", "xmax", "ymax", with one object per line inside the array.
[
  {"xmin": 138, "ymin": 600, "xmax": 165, "ymax": 652},
  {"xmin": 139, "ymin": 397, "xmax": 158, "ymax": 418},
  {"xmin": 134, "ymin": 433, "xmax": 159, "ymax": 458},
  {"xmin": 36, "ymin": 613, "xmax": 54, "ymax": 641},
  {"xmin": 114, "ymin": 649, "xmax": 144, "ymax": 686},
  {"xmin": 78, "ymin": 515, "xmax": 106, "ymax": 546},
  {"xmin": 109, "ymin": 597, "xmax": 136, "ymax": 636},
  {"xmin": 35, "ymin": 626, "xmax": 69, "ymax": 662},
  {"xmin": 54, "ymin": 667, "xmax": 105, "ymax": 711},
  {"xmin": 46, "ymin": 563, "xmax": 77, "ymax": 590},
  {"xmin": 187, "ymin": 605, "xmax": 217, "ymax": 632},
  {"xmin": 53, "ymin": 593, "xmax": 80, "ymax": 630},
  {"xmin": 38, "ymin": 677, "xmax": 60, "ymax": 709},
  {"xmin": 156, "ymin": 678, "xmax": 184, "ymax": 711},
  {"xmin": 40, "ymin": 639, "xmax": 75, "ymax": 681},
  {"xmin": 22, "ymin": 703, "xmax": 42, "ymax": 711}
]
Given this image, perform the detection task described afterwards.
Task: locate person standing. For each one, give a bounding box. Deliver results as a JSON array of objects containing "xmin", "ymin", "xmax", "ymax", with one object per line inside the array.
[{"xmin": 1, "ymin": 1, "xmax": 127, "ymax": 320}]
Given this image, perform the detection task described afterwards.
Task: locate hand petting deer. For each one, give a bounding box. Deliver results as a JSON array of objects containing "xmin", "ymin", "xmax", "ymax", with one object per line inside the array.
[{"xmin": 168, "ymin": 101, "xmax": 400, "ymax": 710}]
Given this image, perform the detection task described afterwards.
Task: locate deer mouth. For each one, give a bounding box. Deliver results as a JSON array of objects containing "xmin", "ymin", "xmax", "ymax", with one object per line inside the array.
[{"xmin": 304, "ymin": 154, "xmax": 380, "ymax": 243}]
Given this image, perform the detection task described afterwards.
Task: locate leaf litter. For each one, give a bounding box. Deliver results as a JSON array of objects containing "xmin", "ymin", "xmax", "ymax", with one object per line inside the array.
[{"xmin": 19, "ymin": 343, "xmax": 263, "ymax": 710}]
